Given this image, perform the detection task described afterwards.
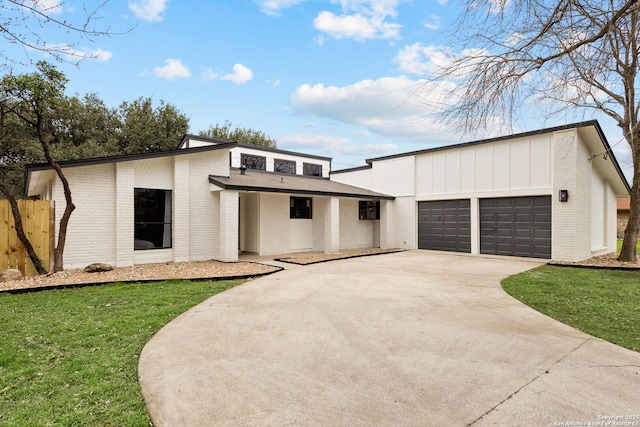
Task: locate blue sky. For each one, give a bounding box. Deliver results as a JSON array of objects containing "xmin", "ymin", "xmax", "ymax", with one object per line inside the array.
[{"xmin": 6, "ymin": 0, "xmax": 634, "ymax": 176}]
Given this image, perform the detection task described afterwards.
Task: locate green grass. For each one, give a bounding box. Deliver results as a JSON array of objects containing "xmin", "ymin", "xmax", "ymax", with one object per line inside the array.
[
  {"xmin": 0, "ymin": 279, "xmax": 242, "ymax": 426},
  {"xmin": 503, "ymin": 265, "xmax": 640, "ymax": 352}
]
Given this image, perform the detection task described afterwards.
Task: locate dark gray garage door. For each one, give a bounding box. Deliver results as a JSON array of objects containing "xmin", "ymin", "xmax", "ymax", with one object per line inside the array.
[
  {"xmin": 480, "ymin": 196, "xmax": 551, "ymax": 259},
  {"xmin": 418, "ymin": 199, "xmax": 471, "ymax": 253}
]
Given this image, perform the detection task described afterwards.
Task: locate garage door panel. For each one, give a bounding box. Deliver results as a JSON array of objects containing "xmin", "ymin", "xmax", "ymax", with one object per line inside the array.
[
  {"xmin": 480, "ymin": 196, "xmax": 551, "ymax": 259},
  {"xmin": 418, "ymin": 200, "xmax": 471, "ymax": 253}
]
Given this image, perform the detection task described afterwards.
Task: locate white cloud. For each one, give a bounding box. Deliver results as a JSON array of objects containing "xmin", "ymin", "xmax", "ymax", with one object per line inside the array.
[
  {"xmin": 221, "ymin": 64, "xmax": 254, "ymax": 84},
  {"xmin": 202, "ymin": 67, "xmax": 218, "ymax": 80},
  {"xmin": 396, "ymin": 43, "xmax": 454, "ymax": 77},
  {"xmin": 314, "ymin": 11, "xmax": 400, "ymax": 40},
  {"xmin": 291, "ymin": 75, "xmax": 462, "ymax": 140},
  {"xmin": 257, "ymin": 0, "xmax": 306, "ymax": 16},
  {"xmin": 26, "ymin": 0, "xmax": 63, "ymax": 14},
  {"xmin": 395, "ymin": 43, "xmax": 490, "ymax": 79},
  {"xmin": 153, "ymin": 59, "xmax": 190, "ymax": 79},
  {"xmin": 277, "ymin": 133, "xmax": 398, "ymax": 158},
  {"xmin": 423, "ymin": 15, "xmax": 441, "ymax": 30},
  {"xmin": 41, "ymin": 44, "xmax": 113, "ymax": 61},
  {"xmin": 91, "ymin": 48, "xmax": 113, "ymax": 62},
  {"xmin": 313, "ymin": 0, "xmax": 402, "ymax": 41},
  {"xmin": 129, "ymin": 0, "xmax": 169, "ymax": 22}
]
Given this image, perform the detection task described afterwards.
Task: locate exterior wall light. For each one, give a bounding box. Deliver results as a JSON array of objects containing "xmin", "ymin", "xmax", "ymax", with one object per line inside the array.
[{"xmin": 559, "ymin": 189, "xmax": 569, "ymax": 202}]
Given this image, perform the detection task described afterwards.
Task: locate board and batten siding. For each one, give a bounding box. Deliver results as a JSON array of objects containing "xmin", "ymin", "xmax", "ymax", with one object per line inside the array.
[{"xmin": 415, "ymin": 135, "xmax": 553, "ymax": 199}]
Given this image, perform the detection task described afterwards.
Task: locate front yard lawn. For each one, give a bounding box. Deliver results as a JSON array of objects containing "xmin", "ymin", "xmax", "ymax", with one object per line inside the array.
[
  {"xmin": 502, "ymin": 265, "xmax": 640, "ymax": 353},
  {"xmin": 0, "ymin": 279, "xmax": 242, "ymax": 426}
]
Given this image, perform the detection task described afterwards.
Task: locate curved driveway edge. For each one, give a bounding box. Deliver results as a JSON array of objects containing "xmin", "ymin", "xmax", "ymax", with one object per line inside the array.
[{"xmin": 139, "ymin": 251, "xmax": 640, "ymax": 426}]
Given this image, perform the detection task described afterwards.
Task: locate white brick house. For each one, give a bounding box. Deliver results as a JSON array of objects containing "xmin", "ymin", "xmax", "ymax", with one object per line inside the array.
[
  {"xmin": 25, "ymin": 120, "xmax": 629, "ymax": 269},
  {"xmin": 26, "ymin": 138, "xmax": 392, "ymax": 269}
]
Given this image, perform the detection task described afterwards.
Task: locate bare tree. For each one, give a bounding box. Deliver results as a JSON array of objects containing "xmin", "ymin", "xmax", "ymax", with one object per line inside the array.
[
  {"xmin": 0, "ymin": 1, "xmax": 124, "ymax": 273},
  {"xmin": 0, "ymin": 0, "xmax": 126, "ymax": 68},
  {"xmin": 430, "ymin": 0, "xmax": 640, "ymax": 261}
]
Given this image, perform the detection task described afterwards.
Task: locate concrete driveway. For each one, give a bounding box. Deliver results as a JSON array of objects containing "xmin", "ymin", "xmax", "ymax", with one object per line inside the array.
[{"xmin": 139, "ymin": 251, "xmax": 640, "ymax": 426}]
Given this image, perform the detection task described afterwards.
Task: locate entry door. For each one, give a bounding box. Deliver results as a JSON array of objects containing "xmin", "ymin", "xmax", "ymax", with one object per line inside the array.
[{"xmin": 418, "ymin": 199, "xmax": 471, "ymax": 253}]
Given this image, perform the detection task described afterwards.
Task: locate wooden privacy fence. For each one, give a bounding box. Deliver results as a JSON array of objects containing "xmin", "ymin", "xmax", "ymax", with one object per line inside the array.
[{"xmin": 0, "ymin": 199, "xmax": 53, "ymax": 276}]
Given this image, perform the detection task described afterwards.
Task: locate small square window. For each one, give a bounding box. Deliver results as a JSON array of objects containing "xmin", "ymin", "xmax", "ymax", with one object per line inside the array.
[
  {"xmin": 241, "ymin": 153, "xmax": 266, "ymax": 171},
  {"xmin": 303, "ymin": 162, "xmax": 322, "ymax": 177},
  {"xmin": 290, "ymin": 197, "xmax": 312, "ymax": 219},
  {"xmin": 359, "ymin": 201, "xmax": 380, "ymax": 220}
]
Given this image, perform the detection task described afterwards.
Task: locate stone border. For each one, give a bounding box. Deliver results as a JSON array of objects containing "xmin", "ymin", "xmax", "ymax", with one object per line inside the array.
[
  {"xmin": 275, "ymin": 249, "xmax": 405, "ymax": 265},
  {"xmin": 2, "ymin": 264, "xmax": 284, "ymax": 295}
]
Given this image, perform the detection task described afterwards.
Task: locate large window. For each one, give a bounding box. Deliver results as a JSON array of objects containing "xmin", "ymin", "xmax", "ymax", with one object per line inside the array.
[
  {"xmin": 241, "ymin": 153, "xmax": 266, "ymax": 171},
  {"xmin": 359, "ymin": 201, "xmax": 380, "ymax": 220},
  {"xmin": 290, "ymin": 197, "xmax": 312, "ymax": 219},
  {"xmin": 134, "ymin": 188, "xmax": 172, "ymax": 250},
  {"xmin": 303, "ymin": 162, "xmax": 322, "ymax": 177},
  {"xmin": 275, "ymin": 158, "xmax": 296, "ymax": 174}
]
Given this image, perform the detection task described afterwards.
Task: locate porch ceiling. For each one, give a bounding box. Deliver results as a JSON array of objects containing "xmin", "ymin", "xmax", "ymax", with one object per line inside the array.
[{"xmin": 209, "ymin": 169, "xmax": 394, "ymax": 200}]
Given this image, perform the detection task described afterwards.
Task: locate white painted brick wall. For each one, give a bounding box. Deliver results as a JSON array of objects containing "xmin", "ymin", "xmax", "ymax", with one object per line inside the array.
[
  {"xmin": 312, "ymin": 197, "xmax": 326, "ymax": 252},
  {"xmin": 187, "ymin": 150, "xmax": 228, "ymax": 261},
  {"xmin": 115, "ymin": 162, "xmax": 134, "ymax": 267},
  {"xmin": 219, "ymin": 190, "xmax": 238, "ymax": 261},
  {"xmin": 52, "ymin": 164, "xmax": 118, "ymax": 269},
  {"xmin": 173, "ymin": 156, "xmax": 190, "ymax": 262},
  {"xmin": 378, "ymin": 199, "xmax": 393, "ymax": 249},
  {"xmin": 339, "ymin": 199, "xmax": 358, "ymax": 249},
  {"xmin": 552, "ymin": 129, "xmax": 592, "ymax": 261},
  {"xmin": 390, "ymin": 196, "xmax": 416, "ymax": 249},
  {"xmin": 258, "ymin": 193, "xmax": 290, "ymax": 255},
  {"xmin": 324, "ymin": 197, "xmax": 340, "ymax": 253},
  {"xmin": 606, "ymin": 182, "xmax": 617, "ymax": 253}
]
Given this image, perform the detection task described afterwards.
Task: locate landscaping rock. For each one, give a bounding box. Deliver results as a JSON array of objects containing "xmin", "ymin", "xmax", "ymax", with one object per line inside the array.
[
  {"xmin": 84, "ymin": 263, "xmax": 114, "ymax": 273},
  {"xmin": 1, "ymin": 269, "xmax": 23, "ymax": 282}
]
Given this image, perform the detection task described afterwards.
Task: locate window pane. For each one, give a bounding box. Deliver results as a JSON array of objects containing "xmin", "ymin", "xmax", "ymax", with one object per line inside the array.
[
  {"xmin": 303, "ymin": 163, "xmax": 322, "ymax": 177},
  {"xmin": 358, "ymin": 201, "xmax": 380, "ymax": 220},
  {"xmin": 134, "ymin": 188, "xmax": 172, "ymax": 249},
  {"xmin": 241, "ymin": 153, "xmax": 266, "ymax": 171},
  {"xmin": 275, "ymin": 159, "xmax": 296, "ymax": 174},
  {"xmin": 290, "ymin": 197, "xmax": 312, "ymax": 219}
]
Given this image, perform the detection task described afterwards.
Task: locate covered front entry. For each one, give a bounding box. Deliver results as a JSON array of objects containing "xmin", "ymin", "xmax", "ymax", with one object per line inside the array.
[
  {"xmin": 479, "ymin": 196, "xmax": 552, "ymax": 259},
  {"xmin": 417, "ymin": 199, "xmax": 471, "ymax": 253}
]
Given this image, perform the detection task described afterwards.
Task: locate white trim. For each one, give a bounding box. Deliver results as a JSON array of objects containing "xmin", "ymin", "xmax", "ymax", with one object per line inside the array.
[{"xmin": 415, "ymin": 187, "xmax": 553, "ymax": 202}]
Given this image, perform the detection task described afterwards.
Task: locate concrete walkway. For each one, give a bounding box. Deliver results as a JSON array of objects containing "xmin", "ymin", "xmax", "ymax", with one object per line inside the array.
[{"xmin": 139, "ymin": 251, "xmax": 640, "ymax": 426}]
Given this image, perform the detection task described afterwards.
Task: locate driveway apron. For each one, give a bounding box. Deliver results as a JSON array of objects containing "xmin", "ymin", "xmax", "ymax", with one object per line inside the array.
[{"xmin": 139, "ymin": 251, "xmax": 640, "ymax": 426}]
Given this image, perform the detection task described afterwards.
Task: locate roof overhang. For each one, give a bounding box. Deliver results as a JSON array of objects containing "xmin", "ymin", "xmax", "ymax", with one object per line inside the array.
[
  {"xmin": 577, "ymin": 123, "xmax": 631, "ymax": 196},
  {"xmin": 25, "ymin": 142, "xmax": 237, "ymax": 197},
  {"xmin": 209, "ymin": 169, "xmax": 395, "ymax": 200}
]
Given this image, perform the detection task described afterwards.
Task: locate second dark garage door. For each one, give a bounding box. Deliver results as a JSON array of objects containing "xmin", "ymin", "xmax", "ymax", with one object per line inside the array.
[
  {"xmin": 480, "ymin": 196, "xmax": 552, "ymax": 259},
  {"xmin": 418, "ymin": 199, "xmax": 471, "ymax": 253}
]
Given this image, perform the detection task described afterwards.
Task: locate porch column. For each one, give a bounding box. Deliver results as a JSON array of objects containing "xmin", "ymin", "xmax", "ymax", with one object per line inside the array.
[
  {"xmin": 324, "ymin": 196, "xmax": 340, "ymax": 254},
  {"xmin": 378, "ymin": 199, "xmax": 393, "ymax": 249},
  {"xmin": 219, "ymin": 190, "xmax": 239, "ymax": 262}
]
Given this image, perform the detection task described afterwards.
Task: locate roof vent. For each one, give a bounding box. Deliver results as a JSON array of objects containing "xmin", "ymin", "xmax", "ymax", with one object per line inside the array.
[{"xmin": 240, "ymin": 165, "xmax": 247, "ymax": 175}]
